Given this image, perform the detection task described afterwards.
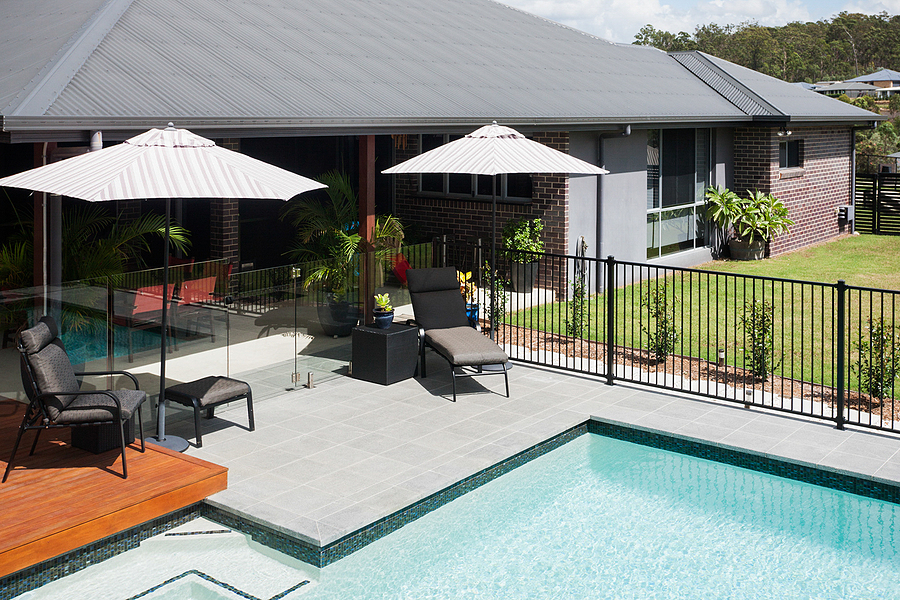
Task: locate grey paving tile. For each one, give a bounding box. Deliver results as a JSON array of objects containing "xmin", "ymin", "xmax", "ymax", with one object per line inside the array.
[
  {"xmin": 833, "ymin": 432, "xmax": 900, "ymax": 461},
  {"xmin": 270, "ymin": 456, "xmax": 336, "ymax": 482},
  {"xmin": 873, "ymin": 460, "xmax": 900, "ymax": 484},
  {"xmin": 305, "ymin": 443, "xmax": 376, "ymax": 468},
  {"xmin": 236, "ymin": 472, "xmax": 304, "ymax": 505},
  {"xmin": 379, "ymin": 441, "xmax": 449, "ymax": 466},
  {"xmin": 266, "ymin": 485, "xmax": 343, "ymax": 515},
  {"xmin": 817, "ymin": 450, "xmax": 884, "ymax": 477},
  {"xmin": 307, "ymin": 422, "xmax": 371, "ymax": 445},
  {"xmin": 272, "ymin": 435, "xmax": 337, "ymax": 459},
  {"xmin": 315, "ymin": 502, "xmax": 385, "ymax": 542}
]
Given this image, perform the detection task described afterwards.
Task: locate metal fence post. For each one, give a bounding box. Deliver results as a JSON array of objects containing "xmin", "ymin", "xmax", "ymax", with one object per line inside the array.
[
  {"xmin": 836, "ymin": 279, "xmax": 846, "ymax": 430},
  {"xmin": 606, "ymin": 255, "xmax": 616, "ymax": 386}
]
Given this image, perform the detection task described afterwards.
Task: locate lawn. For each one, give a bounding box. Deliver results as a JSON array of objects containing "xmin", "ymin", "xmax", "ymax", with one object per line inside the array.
[{"xmin": 506, "ymin": 235, "xmax": 900, "ymax": 400}]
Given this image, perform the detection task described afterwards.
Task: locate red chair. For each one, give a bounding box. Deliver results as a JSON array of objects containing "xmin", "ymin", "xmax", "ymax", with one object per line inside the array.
[
  {"xmin": 174, "ymin": 276, "xmax": 218, "ymax": 343},
  {"xmin": 114, "ymin": 284, "xmax": 177, "ymax": 362}
]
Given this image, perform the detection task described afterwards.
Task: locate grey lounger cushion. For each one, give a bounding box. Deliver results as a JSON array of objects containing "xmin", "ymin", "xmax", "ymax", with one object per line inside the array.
[{"xmin": 425, "ymin": 326, "xmax": 508, "ymax": 366}]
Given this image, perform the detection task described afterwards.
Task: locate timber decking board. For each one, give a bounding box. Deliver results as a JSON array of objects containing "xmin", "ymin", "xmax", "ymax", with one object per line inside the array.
[{"xmin": 0, "ymin": 399, "xmax": 227, "ymax": 578}]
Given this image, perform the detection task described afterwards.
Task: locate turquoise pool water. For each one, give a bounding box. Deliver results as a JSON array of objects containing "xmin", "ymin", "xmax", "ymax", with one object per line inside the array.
[
  {"xmin": 16, "ymin": 434, "xmax": 900, "ymax": 599},
  {"xmin": 301, "ymin": 434, "xmax": 900, "ymax": 599}
]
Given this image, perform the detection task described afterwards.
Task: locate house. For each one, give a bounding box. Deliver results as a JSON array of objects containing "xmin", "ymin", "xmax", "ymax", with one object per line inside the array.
[
  {"xmin": 0, "ymin": 0, "xmax": 881, "ymax": 289},
  {"xmin": 814, "ymin": 81, "xmax": 880, "ymax": 99},
  {"xmin": 846, "ymin": 68, "xmax": 900, "ymax": 89}
]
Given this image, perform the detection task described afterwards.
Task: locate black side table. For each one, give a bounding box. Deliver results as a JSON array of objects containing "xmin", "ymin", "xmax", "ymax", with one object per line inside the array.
[{"xmin": 351, "ymin": 324, "xmax": 419, "ymax": 385}]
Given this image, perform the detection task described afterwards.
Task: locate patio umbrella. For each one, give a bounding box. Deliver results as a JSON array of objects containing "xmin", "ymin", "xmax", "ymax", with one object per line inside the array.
[
  {"xmin": 0, "ymin": 123, "xmax": 325, "ymax": 451},
  {"xmin": 382, "ymin": 122, "xmax": 608, "ymax": 337}
]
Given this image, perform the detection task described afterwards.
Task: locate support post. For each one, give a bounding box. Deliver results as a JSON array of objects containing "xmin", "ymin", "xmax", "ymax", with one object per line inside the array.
[
  {"xmin": 606, "ymin": 255, "xmax": 616, "ymax": 386},
  {"xmin": 836, "ymin": 279, "xmax": 846, "ymax": 430},
  {"xmin": 359, "ymin": 135, "xmax": 376, "ymax": 324}
]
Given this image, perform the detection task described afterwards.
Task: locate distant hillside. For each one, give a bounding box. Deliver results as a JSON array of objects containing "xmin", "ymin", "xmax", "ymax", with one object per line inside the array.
[{"xmin": 633, "ymin": 12, "xmax": 900, "ymax": 84}]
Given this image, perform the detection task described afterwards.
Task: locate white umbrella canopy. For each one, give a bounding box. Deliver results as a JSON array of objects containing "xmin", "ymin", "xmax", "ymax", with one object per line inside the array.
[
  {"xmin": 383, "ymin": 122, "xmax": 608, "ymax": 338},
  {"xmin": 0, "ymin": 125, "xmax": 325, "ymax": 200},
  {"xmin": 382, "ymin": 122, "xmax": 609, "ymax": 176},
  {"xmin": 0, "ymin": 124, "xmax": 326, "ymax": 451}
]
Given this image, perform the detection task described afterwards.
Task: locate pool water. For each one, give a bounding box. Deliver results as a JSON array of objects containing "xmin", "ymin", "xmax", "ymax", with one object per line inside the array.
[
  {"xmin": 18, "ymin": 435, "xmax": 900, "ymax": 599},
  {"xmin": 302, "ymin": 434, "xmax": 900, "ymax": 599}
]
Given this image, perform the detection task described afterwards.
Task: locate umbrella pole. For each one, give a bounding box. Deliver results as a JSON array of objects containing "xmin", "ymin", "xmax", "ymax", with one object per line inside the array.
[
  {"xmin": 147, "ymin": 197, "xmax": 189, "ymax": 452},
  {"xmin": 490, "ymin": 176, "xmax": 496, "ymax": 341}
]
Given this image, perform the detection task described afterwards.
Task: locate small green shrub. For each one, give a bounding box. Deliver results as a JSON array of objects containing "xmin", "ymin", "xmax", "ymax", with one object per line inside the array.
[
  {"xmin": 501, "ymin": 218, "xmax": 544, "ymax": 263},
  {"xmin": 565, "ymin": 274, "xmax": 588, "ymax": 337},
  {"xmin": 641, "ymin": 283, "xmax": 678, "ymax": 362},
  {"xmin": 853, "ymin": 318, "xmax": 900, "ymax": 399},
  {"xmin": 483, "ymin": 260, "xmax": 508, "ymax": 325},
  {"xmin": 741, "ymin": 300, "xmax": 779, "ymax": 378}
]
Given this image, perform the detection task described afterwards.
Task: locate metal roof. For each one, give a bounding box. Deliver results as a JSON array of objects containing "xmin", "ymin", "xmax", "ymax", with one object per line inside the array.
[
  {"xmin": 847, "ymin": 68, "xmax": 900, "ymax": 83},
  {"xmin": 679, "ymin": 52, "xmax": 881, "ymax": 124},
  {"xmin": 0, "ymin": 0, "xmax": 882, "ymax": 138}
]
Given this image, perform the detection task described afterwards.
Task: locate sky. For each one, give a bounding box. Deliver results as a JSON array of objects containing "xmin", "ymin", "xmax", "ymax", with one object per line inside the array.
[{"xmin": 499, "ymin": 0, "xmax": 900, "ymax": 44}]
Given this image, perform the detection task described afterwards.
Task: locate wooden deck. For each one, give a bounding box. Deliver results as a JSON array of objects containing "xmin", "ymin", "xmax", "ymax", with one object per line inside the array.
[{"xmin": 0, "ymin": 399, "xmax": 227, "ymax": 578}]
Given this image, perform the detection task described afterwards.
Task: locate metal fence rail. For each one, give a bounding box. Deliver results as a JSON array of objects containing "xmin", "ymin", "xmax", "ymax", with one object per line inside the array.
[{"xmin": 434, "ymin": 238, "xmax": 900, "ymax": 435}]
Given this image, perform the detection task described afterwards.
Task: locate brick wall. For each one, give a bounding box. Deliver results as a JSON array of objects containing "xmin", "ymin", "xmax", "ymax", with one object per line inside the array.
[
  {"xmin": 210, "ymin": 139, "xmax": 241, "ymax": 269},
  {"xmin": 733, "ymin": 126, "xmax": 852, "ymax": 256},
  {"xmin": 393, "ymin": 132, "xmax": 570, "ymax": 257}
]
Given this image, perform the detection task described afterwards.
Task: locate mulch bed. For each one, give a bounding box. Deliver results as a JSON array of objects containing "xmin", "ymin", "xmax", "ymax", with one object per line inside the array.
[{"xmin": 491, "ymin": 323, "xmax": 900, "ymax": 425}]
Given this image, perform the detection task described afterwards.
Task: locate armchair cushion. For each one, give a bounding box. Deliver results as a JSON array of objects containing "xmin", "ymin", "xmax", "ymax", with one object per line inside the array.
[{"xmin": 54, "ymin": 389, "xmax": 146, "ymax": 424}]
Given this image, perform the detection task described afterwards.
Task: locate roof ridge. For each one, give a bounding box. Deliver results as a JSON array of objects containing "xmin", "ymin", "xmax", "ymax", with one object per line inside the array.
[
  {"xmin": 6, "ymin": 0, "xmax": 136, "ymax": 117},
  {"xmin": 669, "ymin": 51, "xmax": 785, "ymax": 119}
]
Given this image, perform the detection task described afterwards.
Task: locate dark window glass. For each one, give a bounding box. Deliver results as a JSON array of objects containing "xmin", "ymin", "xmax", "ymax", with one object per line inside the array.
[
  {"xmin": 661, "ymin": 129, "xmax": 694, "ymax": 208},
  {"xmin": 420, "ymin": 134, "xmax": 443, "ymax": 192},
  {"xmin": 506, "ymin": 173, "xmax": 532, "ymax": 199},
  {"xmin": 779, "ymin": 140, "xmax": 801, "ymax": 168}
]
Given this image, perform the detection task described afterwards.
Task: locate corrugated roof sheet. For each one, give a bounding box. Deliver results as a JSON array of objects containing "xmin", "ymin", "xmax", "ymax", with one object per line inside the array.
[
  {"xmin": 694, "ymin": 52, "xmax": 877, "ymax": 123},
  {"xmin": 0, "ymin": 0, "xmax": 882, "ymax": 133}
]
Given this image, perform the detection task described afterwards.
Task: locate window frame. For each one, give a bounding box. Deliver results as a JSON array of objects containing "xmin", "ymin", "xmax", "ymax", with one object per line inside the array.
[
  {"xmin": 779, "ymin": 139, "xmax": 802, "ymax": 169},
  {"xmin": 646, "ymin": 128, "xmax": 712, "ymax": 260}
]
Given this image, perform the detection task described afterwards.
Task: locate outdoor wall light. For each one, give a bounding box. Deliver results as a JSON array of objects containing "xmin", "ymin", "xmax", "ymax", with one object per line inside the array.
[{"xmin": 777, "ymin": 126, "xmax": 792, "ymax": 137}]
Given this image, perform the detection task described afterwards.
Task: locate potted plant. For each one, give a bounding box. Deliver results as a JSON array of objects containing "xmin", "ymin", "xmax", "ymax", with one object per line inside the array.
[
  {"xmin": 501, "ymin": 217, "xmax": 544, "ymax": 292},
  {"xmin": 282, "ymin": 170, "xmax": 404, "ymax": 336},
  {"xmin": 705, "ymin": 187, "xmax": 794, "ymax": 261},
  {"xmin": 373, "ymin": 293, "xmax": 394, "ymax": 329},
  {"xmin": 457, "ymin": 270, "xmax": 478, "ymax": 323}
]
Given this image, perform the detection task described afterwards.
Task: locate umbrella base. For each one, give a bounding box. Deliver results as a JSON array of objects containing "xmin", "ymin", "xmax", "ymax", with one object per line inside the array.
[{"xmin": 145, "ymin": 435, "xmax": 190, "ymax": 453}]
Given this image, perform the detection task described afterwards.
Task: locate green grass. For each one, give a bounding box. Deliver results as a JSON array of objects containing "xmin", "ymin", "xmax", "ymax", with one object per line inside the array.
[{"xmin": 507, "ymin": 235, "xmax": 900, "ymax": 399}]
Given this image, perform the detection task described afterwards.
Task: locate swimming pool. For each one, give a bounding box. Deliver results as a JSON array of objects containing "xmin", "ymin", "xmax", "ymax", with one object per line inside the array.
[
  {"xmin": 298, "ymin": 433, "xmax": 900, "ymax": 599},
  {"xmin": 18, "ymin": 431, "xmax": 900, "ymax": 599}
]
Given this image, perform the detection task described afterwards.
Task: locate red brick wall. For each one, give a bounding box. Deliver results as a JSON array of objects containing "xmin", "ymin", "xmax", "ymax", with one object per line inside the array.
[
  {"xmin": 393, "ymin": 132, "xmax": 570, "ymax": 257},
  {"xmin": 210, "ymin": 139, "xmax": 241, "ymax": 269},
  {"xmin": 733, "ymin": 126, "xmax": 852, "ymax": 256}
]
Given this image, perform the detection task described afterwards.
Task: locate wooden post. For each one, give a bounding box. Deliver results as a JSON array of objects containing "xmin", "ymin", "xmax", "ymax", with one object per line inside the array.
[{"xmin": 359, "ymin": 135, "xmax": 376, "ymax": 324}]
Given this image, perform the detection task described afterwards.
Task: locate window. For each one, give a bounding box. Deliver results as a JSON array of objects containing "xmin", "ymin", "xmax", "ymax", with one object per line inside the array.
[
  {"xmin": 646, "ymin": 129, "xmax": 711, "ymax": 259},
  {"xmin": 779, "ymin": 140, "xmax": 801, "ymax": 169},
  {"xmin": 417, "ymin": 134, "xmax": 533, "ymax": 202}
]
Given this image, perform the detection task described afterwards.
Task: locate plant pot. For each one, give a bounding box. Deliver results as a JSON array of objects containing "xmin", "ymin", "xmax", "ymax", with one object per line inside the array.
[
  {"xmin": 373, "ymin": 310, "xmax": 394, "ymax": 329},
  {"xmin": 728, "ymin": 238, "xmax": 766, "ymax": 261},
  {"xmin": 318, "ymin": 300, "xmax": 359, "ymax": 337},
  {"xmin": 465, "ymin": 303, "xmax": 479, "ymax": 325},
  {"xmin": 510, "ymin": 261, "xmax": 539, "ymax": 293}
]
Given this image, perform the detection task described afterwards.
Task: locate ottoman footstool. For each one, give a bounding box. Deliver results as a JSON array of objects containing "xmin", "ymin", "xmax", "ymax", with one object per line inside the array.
[{"xmin": 164, "ymin": 376, "xmax": 254, "ymax": 447}]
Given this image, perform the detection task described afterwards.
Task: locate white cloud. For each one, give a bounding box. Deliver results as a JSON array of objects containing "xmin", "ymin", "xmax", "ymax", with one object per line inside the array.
[{"xmin": 499, "ymin": 0, "xmax": 889, "ymax": 44}]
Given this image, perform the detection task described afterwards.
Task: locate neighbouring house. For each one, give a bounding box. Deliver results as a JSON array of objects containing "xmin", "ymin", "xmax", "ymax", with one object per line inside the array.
[
  {"xmin": 813, "ymin": 81, "xmax": 880, "ymax": 99},
  {"xmin": 0, "ymin": 0, "xmax": 882, "ymax": 291},
  {"xmin": 846, "ymin": 68, "xmax": 900, "ymax": 89}
]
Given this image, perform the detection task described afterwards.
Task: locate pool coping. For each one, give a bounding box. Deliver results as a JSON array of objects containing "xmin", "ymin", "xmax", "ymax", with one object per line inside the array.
[{"xmin": 4, "ymin": 415, "xmax": 899, "ymax": 598}]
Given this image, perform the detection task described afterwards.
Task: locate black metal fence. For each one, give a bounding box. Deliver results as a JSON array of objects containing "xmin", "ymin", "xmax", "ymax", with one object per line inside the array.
[{"xmin": 433, "ymin": 238, "xmax": 900, "ymax": 434}]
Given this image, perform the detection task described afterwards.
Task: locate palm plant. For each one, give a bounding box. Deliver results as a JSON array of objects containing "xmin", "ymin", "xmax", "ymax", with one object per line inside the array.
[
  {"xmin": 282, "ymin": 170, "xmax": 404, "ymax": 298},
  {"xmin": 0, "ymin": 202, "xmax": 190, "ymax": 289}
]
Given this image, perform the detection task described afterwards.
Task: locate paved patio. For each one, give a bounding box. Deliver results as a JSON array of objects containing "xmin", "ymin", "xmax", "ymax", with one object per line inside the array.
[{"xmin": 166, "ymin": 350, "xmax": 900, "ymax": 552}]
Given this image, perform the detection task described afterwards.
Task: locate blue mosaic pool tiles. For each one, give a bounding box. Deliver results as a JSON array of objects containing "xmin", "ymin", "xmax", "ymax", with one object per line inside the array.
[
  {"xmin": 201, "ymin": 423, "xmax": 589, "ymax": 568},
  {"xmin": 588, "ymin": 419, "xmax": 900, "ymax": 505},
  {"xmin": 126, "ymin": 569, "xmax": 309, "ymax": 600},
  {"xmin": 0, "ymin": 505, "xmax": 202, "ymax": 600},
  {"xmin": 319, "ymin": 423, "xmax": 588, "ymax": 566}
]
